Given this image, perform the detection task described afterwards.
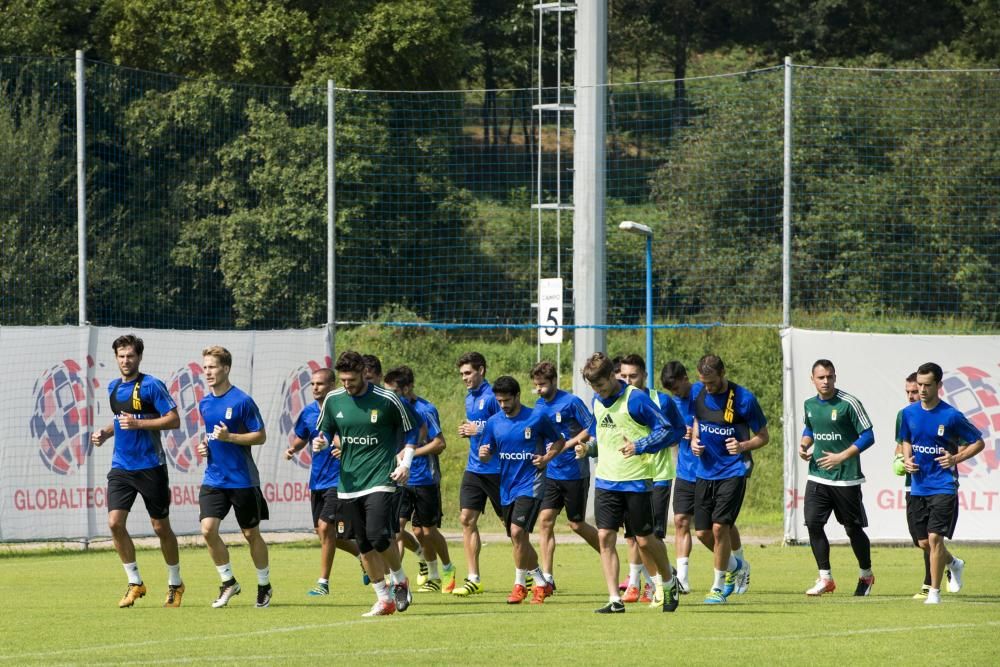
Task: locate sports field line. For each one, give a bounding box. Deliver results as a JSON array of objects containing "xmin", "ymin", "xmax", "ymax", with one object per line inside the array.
[{"xmin": 5, "ymin": 617, "xmax": 998, "ymax": 662}]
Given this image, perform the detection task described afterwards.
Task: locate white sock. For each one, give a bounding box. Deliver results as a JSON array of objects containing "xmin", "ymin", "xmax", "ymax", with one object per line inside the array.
[
  {"xmin": 373, "ymin": 580, "xmax": 390, "ymax": 602},
  {"xmin": 610, "ymin": 594, "xmax": 622, "ymax": 603},
  {"xmin": 390, "ymin": 567, "xmax": 407, "ymax": 585},
  {"xmin": 442, "ymin": 560, "xmax": 454, "ymax": 570},
  {"xmin": 640, "ymin": 564, "xmax": 652, "ymax": 586},
  {"xmin": 427, "ymin": 559, "xmax": 440, "ymax": 579},
  {"xmin": 677, "ymin": 557, "xmax": 689, "ymax": 582},
  {"xmin": 652, "ymin": 573, "xmax": 664, "ymax": 594},
  {"xmin": 123, "ymin": 562, "xmax": 142, "ymax": 585},
  {"xmin": 628, "ymin": 563, "xmax": 642, "ymax": 587},
  {"xmin": 819, "ymin": 569, "xmax": 833, "ymax": 581},
  {"xmin": 530, "ymin": 568, "xmax": 546, "ymax": 586},
  {"xmin": 542, "ymin": 571, "xmax": 554, "ymax": 584},
  {"xmin": 713, "ymin": 569, "xmax": 726, "ymax": 591},
  {"xmin": 733, "ymin": 546, "xmax": 745, "ymax": 561},
  {"xmin": 727, "ymin": 554, "xmax": 739, "ymax": 571},
  {"xmin": 515, "ymin": 568, "xmax": 527, "ymax": 586},
  {"xmin": 216, "ymin": 563, "xmax": 234, "ymax": 583},
  {"xmin": 318, "ymin": 577, "xmax": 329, "ymax": 585},
  {"xmin": 166, "ymin": 563, "xmax": 182, "ymax": 586},
  {"xmin": 859, "ymin": 568, "xmax": 873, "ymax": 579},
  {"xmin": 256, "ymin": 566, "xmax": 270, "ymax": 586},
  {"xmin": 468, "ymin": 572, "xmax": 480, "ymax": 583}
]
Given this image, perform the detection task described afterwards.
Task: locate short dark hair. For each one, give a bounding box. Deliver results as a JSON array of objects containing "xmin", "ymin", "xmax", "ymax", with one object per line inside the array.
[
  {"xmin": 384, "ymin": 365, "xmax": 414, "ymax": 388},
  {"xmin": 905, "ymin": 372, "xmax": 918, "ymax": 383},
  {"xmin": 530, "ymin": 361, "xmax": 557, "ymax": 382},
  {"xmin": 493, "ymin": 375, "xmax": 520, "ymax": 396},
  {"xmin": 619, "ymin": 354, "xmax": 646, "ymax": 373},
  {"xmin": 697, "ymin": 354, "xmax": 725, "ymax": 376},
  {"xmin": 916, "ymin": 362, "xmax": 943, "ymax": 383},
  {"xmin": 313, "ymin": 368, "xmax": 335, "ymax": 383},
  {"xmin": 362, "ymin": 354, "xmax": 382, "ymax": 376},
  {"xmin": 457, "ymin": 351, "xmax": 487, "ymax": 371},
  {"xmin": 335, "ymin": 350, "xmax": 366, "ymax": 374},
  {"xmin": 812, "ymin": 359, "xmax": 835, "ymax": 374},
  {"xmin": 660, "ymin": 361, "xmax": 687, "ymax": 389},
  {"xmin": 112, "ymin": 334, "xmax": 144, "ymax": 356},
  {"xmin": 583, "ymin": 352, "xmax": 615, "ymax": 383},
  {"xmin": 611, "ymin": 355, "xmax": 623, "ymax": 374}
]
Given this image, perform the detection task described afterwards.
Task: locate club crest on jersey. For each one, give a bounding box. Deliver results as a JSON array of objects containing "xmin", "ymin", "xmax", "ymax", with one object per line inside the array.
[
  {"xmin": 370, "ymin": 410, "xmax": 379, "ymax": 423},
  {"xmin": 555, "ymin": 413, "xmax": 562, "ymax": 423},
  {"xmin": 225, "ymin": 407, "xmax": 233, "ymax": 419},
  {"xmin": 831, "ymin": 409, "xmax": 838, "ymax": 420},
  {"xmin": 937, "ymin": 424, "xmax": 945, "ymax": 436},
  {"xmin": 478, "ymin": 398, "xmax": 485, "ymax": 410},
  {"xmin": 524, "ymin": 427, "xmax": 532, "ymax": 439}
]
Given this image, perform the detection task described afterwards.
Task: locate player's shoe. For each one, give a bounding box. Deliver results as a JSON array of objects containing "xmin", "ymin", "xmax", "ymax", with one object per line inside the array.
[
  {"xmin": 452, "ymin": 578, "xmax": 484, "ymax": 596},
  {"xmin": 416, "ymin": 560, "xmax": 429, "ymax": 587},
  {"xmin": 618, "ymin": 578, "xmax": 630, "ymax": 592},
  {"xmin": 703, "ymin": 588, "xmax": 727, "ymax": 605},
  {"xmin": 307, "ymin": 582, "xmax": 329, "ymax": 596},
  {"xmin": 735, "ymin": 558, "xmax": 751, "ymax": 594},
  {"xmin": 677, "ymin": 577, "xmax": 691, "ymax": 594},
  {"xmin": 722, "ymin": 559, "xmax": 741, "ymax": 597},
  {"xmin": 661, "ymin": 577, "xmax": 680, "ymax": 613},
  {"xmin": 360, "ymin": 561, "xmax": 371, "ymax": 586},
  {"xmin": 639, "ymin": 583, "xmax": 653, "ymax": 604},
  {"xmin": 441, "ymin": 564, "xmax": 457, "ymax": 594},
  {"xmin": 622, "ymin": 585, "xmax": 641, "ymax": 603},
  {"xmin": 649, "ymin": 583, "xmax": 664, "ymax": 609},
  {"xmin": 947, "ymin": 558, "xmax": 964, "ymax": 593},
  {"xmin": 806, "ymin": 578, "xmax": 836, "ymax": 596},
  {"xmin": 507, "ymin": 584, "xmax": 528, "ymax": 604},
  {"xmin": 256, "ymin": 584, "xmax": 273, "ymax": 608},
  {"xmin": 417, "ymin": 578, "xmax": 441, "ymax": 593},
  {"xmin": 118, "ymin": 582, "xmax": 146, "ymax": 608},
  {"xmin": 530, "ymin": 582, "xmax": 553, "ymax": 604},
  {"xmin": 913, "ymin": 585, "xmax": 931, "ymax": 600},
  {"xmin": 546, "ymin": 576, "xmax": 557, "ymax": 593},
  {"xmin": 163, "ymin": 583, "xmax": 185, "ymax": 608},
  {"xmin": 595, "ymin": 600, "xmax": 626, "ymax": 614},
  {"xmin": 854, "ymin": 575, "xmax": 875, "ymax": 597},
  {"xmin": 212, "ymin": 579, "xmax": 241, "ymax": 608},
  {"xmin": 924, "ymin": 589, "xmax": 941, "ymax": 605},
  {"xmin": 392, "ymin": 578, "xmax": 412, "ymax": 612},
  {"xmin": 362, "ymin": 599, "xmax": 396, "ymax": 616}
]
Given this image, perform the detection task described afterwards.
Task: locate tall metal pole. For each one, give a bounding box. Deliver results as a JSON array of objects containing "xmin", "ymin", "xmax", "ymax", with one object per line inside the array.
[
  {"xmin": 572, "ymin": 0, "xmax": 607, "ymax": 400},
  {"xmin": 645, "ymin": 235, "xmax": 653, "ymax": 373},
  {"xmin": 76, "ymin": 50, "xmax": 87, "ymax": 326},
  {"xmin": 782, "ymin": 56, "xmax": 793, "ymax": 329},
  {"xmin": 327, "ymin": 81, "xmax": 336, "ymax": 356}
]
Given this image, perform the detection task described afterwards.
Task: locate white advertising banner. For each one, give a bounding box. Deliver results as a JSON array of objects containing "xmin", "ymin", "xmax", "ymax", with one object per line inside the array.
[
  {"xmin": 0, "ymin": 326, "xmax": 332, "ymax": 541},
  {"xmin": 782, "ymin": 328, "xmax": 1000, "ymax": 543}
]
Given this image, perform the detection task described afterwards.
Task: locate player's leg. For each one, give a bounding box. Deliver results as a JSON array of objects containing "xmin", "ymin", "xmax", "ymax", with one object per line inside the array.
[
  {"xmin": 593, "ymin": 489, "xmax": 625, "ymax": 613},
  {"xmin": 804, "ymin": 480, "xmax": 836, "ymax": 595},
  {"xmin": 565, "ymin": 477, "xmax": 600, "ymax": 554},
  {"xmin": 694, "ymin": 479, "xmax": 725, "ymax": 602},
  {"xmin": 348, "ymin": 495, "xmax": 393, "ymax": 615},
  {"xmin": 232, "ymin": 487, "xmax": 271, "ymax": 608},
  {"xmin": 537, "ymin": 477, "xmax": 562, "ymax": 588},
  {"xmin": 832, "ymin": 486, "xmax": 874, "ymax": 596},
  {"xmin": 458, "ymin": 470, "xmax": 485, "ymax": 591},
  {"xmin": 672, "ymin": 478, "xmax": 695, "ymax": 593},
  {"xmin": 137, "ymin": 465, "xmax": 183, "ymax": 606},
  {"xmin": 630, "ymin": 489, "xmax": 677, "ymax": 611},
  {"xmin": 107, "ymin": 470, "xmax": 146, "ymax": 606},
  {"xmin": 366, "ymin": 492, "xmax": 411, "ymax": 612}
]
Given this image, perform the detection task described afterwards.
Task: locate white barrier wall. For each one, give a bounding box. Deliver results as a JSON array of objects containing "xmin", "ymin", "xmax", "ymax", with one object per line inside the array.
[
  {"xmin": 0, "ymin": 326, "xmax": 332, "ymax": 541},
  {"xmin": 782, "ymin": 328, "xmax": 1000, "ymax": 542}
]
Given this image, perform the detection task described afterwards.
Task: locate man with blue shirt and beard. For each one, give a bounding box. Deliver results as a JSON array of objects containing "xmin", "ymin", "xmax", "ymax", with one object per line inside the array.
[
  {"xmin": 689, "ymin": 354, "xmax": 769, "ymax": 605},
  {"xmin": 478, "ymin": 376, "xmax": 565, "ymax": 605},
  {"xmin": 900, "ymin": 361, "xmax": 984, "ymax": 605}
]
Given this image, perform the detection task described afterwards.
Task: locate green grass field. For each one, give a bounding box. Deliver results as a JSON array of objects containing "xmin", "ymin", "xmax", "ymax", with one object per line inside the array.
[{"xmin": 1, "ymin": 538, "xmax": 997, "ymax": 665}]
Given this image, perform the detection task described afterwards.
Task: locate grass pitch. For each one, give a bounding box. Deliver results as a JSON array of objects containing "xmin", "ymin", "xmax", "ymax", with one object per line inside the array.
[{"xmin": 1, "ymin": 539, "xmax": 997, "ymax": 665}]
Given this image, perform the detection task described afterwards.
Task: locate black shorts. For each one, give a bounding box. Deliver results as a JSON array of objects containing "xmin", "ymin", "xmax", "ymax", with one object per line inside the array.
[
  {"xmin": 804, "ymin": 480, "xmax": 868, "ymax": 528},
  {"xmin": 399, "ymin": 485, "xmax": 443, "ymax": 528},
  {"xmin": 694, "ymin": 477, "xmax": 746, "ymax": 532},
  {"xmin": 541, "ymin": 477, "xmax": 590, "ymax": 522},
  {"xmin": 907, "ymin": 494, "xmax": 959, "ymax": 541},
  {"xmin": 595, "ymin": 488, "xmax": 655, "ymax": 536},
  {"xmin": 107, "ymin": 465, "xmax": 171, "ymax": 519},
  {"xmin": 199, "ymin": 485, "xmax": 269, "ymax": 529},
  {"xmin": 672, "ymin": 478, "xmax": 696, "ymax": 517},
  {"xmin": 503, "ymin": 496, "xmax": 542, "ymax": 536},
  {"xmin": 652, "ymin": 482, "xmax": 673, "ymax": 539},
  {"xmin": 341, "ymin": 491, "xmax": 396, "ymax": 554},
  {"xmin": 459, "ymin": 470, "xmax": 502, "ymax": 517},
  {"xmin": 311, "ymin": 487, "xmax": 341, "ymax": 527},
  {"xmin": 389, "ymin": 486, "xmax": 405, "ymax": 528},
  {"xmin": 904, "ymin": 491, "xmax": 922, "ymax": 546}
]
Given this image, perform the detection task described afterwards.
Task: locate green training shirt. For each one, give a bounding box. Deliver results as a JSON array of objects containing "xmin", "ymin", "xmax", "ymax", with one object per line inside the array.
[{"xmin": 803, "ymin": 389, "xmax": 872, "ymax": 486}]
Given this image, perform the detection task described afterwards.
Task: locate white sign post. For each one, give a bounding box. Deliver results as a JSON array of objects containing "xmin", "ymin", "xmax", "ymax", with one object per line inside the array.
[{"xmin": 538, "ymin": 278, "xmax": 564, "ymax": 345}]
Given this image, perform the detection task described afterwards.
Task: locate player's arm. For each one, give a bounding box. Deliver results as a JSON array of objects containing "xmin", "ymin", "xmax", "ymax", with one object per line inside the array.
[
  {"xmin": 91, "ymin": 422, "xmax": 115, "ymax": 446},
  {"xmin": 690, "ymin": 417, "xmax": 704, "ymax": 456},
  {"xmin": 576, "ymin": 416, "xmax": 598, "ymax": 459},
  {"xmin": 118, "ymin": 408, "xmax": 180, "ymax": 432},
  {"xmin": 534, "ymin": 416, "xmax": 567, "ymax": 468},
  {"xmin": 285, "ymin": 435, "xmax": 308, "ymax": 460},
  {"xmin": 477, "ymin": 421, "xmax": 495, "ymax": 462},
  {"xmin": 213, "ymin": 399, "xmax": 266, "ymax": 446},
  {"xmin": 626, "ymin": 392, "xmax": 673, "ymax": 456},
  {"xmin": 725, "ymin": 394, "xmax": 769, "ymax": 455},
  {"xmin": 661, "ymin": 395, "xmax": 686, "ymax": 447},
  {"xmin": 816, "ymin": 428, "xmax": 873, "ymax": 470},
  {"xmin": 937, "ymin": 414, "xmax": 985, "ymax": 469},
  {"xmin": 414, "ymin": 408, "xmax": 446, "ymax": 457},
  {"xmin": 799, "ymin": 429, "xmax": 814, "ymax": 461}
]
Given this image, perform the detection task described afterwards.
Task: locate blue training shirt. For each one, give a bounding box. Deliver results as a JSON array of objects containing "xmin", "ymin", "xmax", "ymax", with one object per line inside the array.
[
  {"xmin": 464, "ymin": 380, "xmax": 501, "ymax": 475},
  {"xmin": 108, "ymin": 374, "xmax": 177, "ymax": 471},
  {"xmin": 200, "ymin": 385, "xmax": 265, "ymax": 489},
  {"xmin": 294, "ymin": 401, "xmax": 339, "ymax": 490},
  {"xmin": 649, "ymin": 389, "xmax": 687, "ymax": 486},
  {"xmin": 670, "ymin": 390, "xmax": 697, "ymax": 483},
  {"xmin": 689, "ymin": 381, "xmax": 767, "ymax": 481},
  {"xmin": 899, "ymin": 400, "xmax": 982, "ymax": 496},
  {"xmin": 407, "ymin": 395, "xmax": 443, "ymax": 487},
  {"xmin": 535, "ymin": 389, "xmax": 594, "ymax": 481},
  {"xmin": 481, "ymin": 405, "xmax": 563, "ymax": 506}
]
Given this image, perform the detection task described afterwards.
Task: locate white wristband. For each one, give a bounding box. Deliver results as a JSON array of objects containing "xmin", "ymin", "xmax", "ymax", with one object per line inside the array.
[{"xmin": 400, "ymin": 446, "xmax": 415, "ymax": 469}]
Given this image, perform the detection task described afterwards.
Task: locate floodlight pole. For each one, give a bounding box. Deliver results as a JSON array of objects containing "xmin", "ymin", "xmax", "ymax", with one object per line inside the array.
[{"xmin": 619, "ymin": 221, "xmax": 654, "ymax": 372}]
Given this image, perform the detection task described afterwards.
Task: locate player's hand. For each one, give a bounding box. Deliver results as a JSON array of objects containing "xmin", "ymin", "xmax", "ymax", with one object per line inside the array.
[
  {"xmin": 90, "ymin": 429, "xmax": 110, "ymax": 447},
  {"xmin": 458, "ymin": 421, "xmax": 477, "ymax": 438},
  {"xmin": 390, "ymin": 464, "xmax": 410, "ymax": 485},
  {"xmin": 684, "ymin": 426, "xmax": 693, "ymax": 440},
  {"xmin": 817, "ymin": 451, "xmax": 844, "ymax": 470},
  {"xmin": 798, "ymin": 442, "xmax": 812, "ymax": 461},
  {"xmin": 892, "ymin": 454, "xmax": 906, "ymax": 476},
  {"xmin": 935, "ymin": 452, "xmax": 956, "ymax": 469},
  {"xmin": 197, "ymin": 437, "xmax": 209, "ymax": 459},
  {"xmin": 903, "ymin": 455, "xmax": 918, "ymax": 473},
  {"xmin": 312, "ymin": 433, "xmax": 329, "ymax": 452},
  {"xmin": 117, "ymin": 414, "xmax": 139, "ymax": 431},
  {"xmin": 725, "ymin": 437, "xmax": 742, "ymax": 455},
  {"xmin": 212, "ymin": 423, "xmax": 230, "ymax": 442},
  {"xmin": 619, "ymin": 439, "xmax": 636, "ymax": 458},
  {"xmin": 690, "ymin": 438, "xmax": 704, "ymax": 456},
  {"xmin": 284, "ymin": 446, "xmax": 298, "ymax": 461},
  {"xmin": 574, "ymin": 443, "xmax": 589, "ymax": 459},
  {"xmin": 478, "ymin": 444, "xmax": 492, "ymax": 462},
  {"xmin": 532, "ymin": 454, "xmax": 548, "ymax": 470}
]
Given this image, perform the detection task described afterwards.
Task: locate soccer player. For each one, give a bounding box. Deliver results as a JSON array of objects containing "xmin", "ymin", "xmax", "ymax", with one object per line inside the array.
[
  {"xmin": 576, "ymin": 352, "xmax": 681, "ymax": 614},
  {"xmin": 453, "ymin": 351, "xmax": 503, "ymax": 596},
  {"xmin": 90, "ymin": 334, "xmax": 184, "ymax": 608},
  {"xmin": 477, "ymin": 376, "xmax": 564, "ymax": 604},
  {"xmin": 283, "ymin": 367, "xmax": 364, "ymax": 596},
  {"xmin": 530, "ymin": 361, "xmax": 600, "ymax": 592},
  {"xmin": 196, "ymin": 346, "xmax": 272, "ymax": 608},
  {"xmin": 618, "ymin": 354, "xmax": 686, "ymax": 603},
  {"xmin": 798, "ymin": 359, "xmax": 876, "ymax": 597},
  {"xmin": 900, "ymin": 361, "xmax": 984, "ymax": 605},
  {"xmin": 383, "ymin": 365, "xmax": 457, "ymax": 594},
  {"xmin": 660, "ymin": 361, "xmax": 696, "ymax": 593},
  {"xmin": 313, "ymin": 350, "xmax": 419, "ymax": 617},
  {"xmin": 689, "ymin": 354, "xmax": 768, "ymax": 605}
]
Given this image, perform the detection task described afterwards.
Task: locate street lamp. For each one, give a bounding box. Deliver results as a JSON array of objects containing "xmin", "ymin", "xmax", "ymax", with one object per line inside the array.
[{"xmin": 618, "ymin": 221, "xmax": 654, "ymax": 373}]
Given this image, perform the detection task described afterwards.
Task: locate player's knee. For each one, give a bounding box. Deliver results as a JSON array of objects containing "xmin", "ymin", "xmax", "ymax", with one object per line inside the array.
[
  {"xmin": 150, "ymin": 518, "xmax": 172, "ymax": 537},
  {"xmin": 370, "ymin": 535, "xmax": 392, "ymax": 553},
  {"xmin": 674, "ymin": 515, "xmax": 690, "ymax": 530}
]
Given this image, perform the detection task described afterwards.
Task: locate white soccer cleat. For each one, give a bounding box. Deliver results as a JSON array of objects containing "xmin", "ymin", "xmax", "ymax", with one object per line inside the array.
[
  {"xmin": 806, "ymin": 578, "xmax": 836, "ymax": 596},
  {"xmin": 924, "ymin": 589, "xmax": 941, "ymax": 605},
  {"xmin": 735, "ymin": 558, "xmax": 751, "ymax": 594},
  {"xmin": 947, "ymin": 558, "xmax": 964, "ymax": 593}
]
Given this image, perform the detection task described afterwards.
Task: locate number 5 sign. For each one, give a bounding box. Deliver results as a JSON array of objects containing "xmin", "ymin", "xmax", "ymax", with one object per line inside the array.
[{"xmin": 538, "ymin": 278, "xmax": 563, "ymax": 344}]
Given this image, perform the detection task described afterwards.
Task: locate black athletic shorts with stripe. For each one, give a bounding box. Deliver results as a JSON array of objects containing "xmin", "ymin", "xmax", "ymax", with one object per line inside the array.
[{"xmin": 107, "ymin": 464, "xmax": 171, "ymax": 519}]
